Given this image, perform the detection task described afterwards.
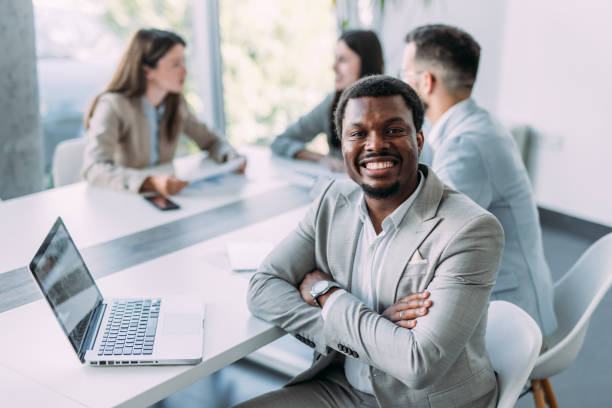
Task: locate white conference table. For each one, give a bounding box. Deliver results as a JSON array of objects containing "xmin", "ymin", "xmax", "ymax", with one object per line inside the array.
[
  {"xmin": 0, "ymin": 146, "xmax": 338, "ymax": 407},
  {"xmin": 0, "ymin": 365, "xmax": 85, "ymax": 407},
  {"xmin": 0, "ymin": 146, "xmax": 319, "ymax": 275}
]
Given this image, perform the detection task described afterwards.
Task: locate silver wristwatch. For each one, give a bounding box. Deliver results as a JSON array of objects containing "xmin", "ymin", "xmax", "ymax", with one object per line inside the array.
[{"xmin": 310, "ymin": 280, "xmax": 341, "ymax": 307}]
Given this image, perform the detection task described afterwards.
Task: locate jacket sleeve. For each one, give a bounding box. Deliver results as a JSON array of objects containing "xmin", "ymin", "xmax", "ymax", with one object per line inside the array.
[
  {"xmin": 81, "ymin": 96, "xmax": 149, "ymax": 193},
  {"xmin": 321, "ymin": 214, "xmax": 504, "ymax": 388},
  {"xmin": 180, "ymin": 102, "xmax": 237, "ymax": 162},
  {"xmin": 247, "ymin": 181, "xmax": 335, "ymax": 355},
  {"xmin": 269, "ymin": 94, "xmax": 332, "ymax": 158}
]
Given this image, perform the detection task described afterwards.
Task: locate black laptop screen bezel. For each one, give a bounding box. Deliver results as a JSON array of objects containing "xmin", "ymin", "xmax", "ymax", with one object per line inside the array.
[{"xmin": 28, "ymin": 217, "xmax": 104, "ymax": 362}]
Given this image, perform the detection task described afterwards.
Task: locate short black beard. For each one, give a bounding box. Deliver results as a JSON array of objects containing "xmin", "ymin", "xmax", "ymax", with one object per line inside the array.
[{"xmin": 360, "ymin": 181, "xmax": 400, "ymax": 199}]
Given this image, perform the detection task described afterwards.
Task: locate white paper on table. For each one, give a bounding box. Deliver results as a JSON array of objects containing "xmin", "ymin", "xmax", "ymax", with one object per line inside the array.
[
  {"xmin": 276, "ymin": 157, "xmax": 346, "ymax": 180},
  {"xmin": 174, "ymin": 153, "xmax": 245, "ymax": 183},
  {"xmin": 292, "ymin": 166, "xmax": 347, "ymax": 180},
  {"xmin": 226, "ymin": 241, "xmax": 274, "ymax": 272}
]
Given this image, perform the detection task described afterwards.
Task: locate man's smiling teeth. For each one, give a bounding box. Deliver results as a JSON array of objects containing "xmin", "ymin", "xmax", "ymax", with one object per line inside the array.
[{"xmin": 365, "ymin": 161, "xmax": 394, "ymax": 169}]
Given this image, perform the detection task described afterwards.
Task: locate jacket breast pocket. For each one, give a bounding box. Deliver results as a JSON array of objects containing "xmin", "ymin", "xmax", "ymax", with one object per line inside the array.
[{"xmin": 396, "ymin": 263, "xmax": 430, "ymax": 300}]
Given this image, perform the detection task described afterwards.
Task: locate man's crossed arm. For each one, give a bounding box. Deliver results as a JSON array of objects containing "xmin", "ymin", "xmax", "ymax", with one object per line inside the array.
[{"xmin": 299, "ymin": 269, "xmax": 432, "ymax": 328}]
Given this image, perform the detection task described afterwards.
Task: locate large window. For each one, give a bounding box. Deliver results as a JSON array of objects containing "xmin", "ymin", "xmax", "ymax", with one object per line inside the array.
[
  {"xmin": 219, "ymin": 0, "xmax": 336, "ymax": 151},
  {"xmin": 33, "ymin": 0, "xmax": 201, "ymax": 185},
  {"xmin": 33, "ymin": 0, "xmax": 336, "ymax": 187},
  {"xmin": 34, "ymin": 0, "xmax": 121, "ymax": 181}
]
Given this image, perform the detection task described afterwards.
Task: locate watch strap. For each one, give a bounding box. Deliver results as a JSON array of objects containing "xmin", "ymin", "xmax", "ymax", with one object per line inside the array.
[{"xmin": 311, "ymin": 280, "xmax": 340, "ymax": 307}]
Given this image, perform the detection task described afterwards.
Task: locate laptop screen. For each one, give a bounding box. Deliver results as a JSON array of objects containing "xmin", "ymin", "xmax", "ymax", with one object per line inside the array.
[{"xmin": 29, "ymin": 218, "xmax": 103, "ymax": 360}]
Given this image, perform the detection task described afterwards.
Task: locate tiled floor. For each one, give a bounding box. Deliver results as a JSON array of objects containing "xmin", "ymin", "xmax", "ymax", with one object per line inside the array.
[{"xmin": 152, "ymin": 221, "xmax": 612, "ymax": 407}]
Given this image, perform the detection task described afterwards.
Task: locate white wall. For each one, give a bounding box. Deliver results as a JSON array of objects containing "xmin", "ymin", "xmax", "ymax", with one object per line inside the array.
[
  {"xmin": 378, "ymin": 0, "xmax": 612, "ymax": 227},
  {"xmin": 497, "ymin": 1, "xmax": 612, "ymax": 226}
]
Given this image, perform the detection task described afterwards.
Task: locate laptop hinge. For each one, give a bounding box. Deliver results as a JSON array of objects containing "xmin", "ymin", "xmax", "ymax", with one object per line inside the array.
[{"xmin": 79, "ymin": 302, "xmax": 106, "ymax": 363}]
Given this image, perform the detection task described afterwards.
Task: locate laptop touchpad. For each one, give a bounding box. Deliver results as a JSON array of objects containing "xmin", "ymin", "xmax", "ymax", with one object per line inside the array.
[{"xmin": 163, "ymin": 314, "xmax": 201, "ymax": 335}]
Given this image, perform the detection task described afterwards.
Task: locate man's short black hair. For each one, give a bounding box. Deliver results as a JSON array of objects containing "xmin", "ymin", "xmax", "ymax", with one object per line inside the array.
[
  {"xmin": 334, "ymin": 75, "xmax": 424, "ymax": 137},
  {"xmin": 405, "ymin": 24, "xmax": 481, "ymax": 94}
]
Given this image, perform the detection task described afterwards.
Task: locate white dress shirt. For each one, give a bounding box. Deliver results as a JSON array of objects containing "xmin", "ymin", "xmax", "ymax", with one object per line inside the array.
[{"xmin": 322, "ymin": 172, "xmax": 424, "ymax": 395}]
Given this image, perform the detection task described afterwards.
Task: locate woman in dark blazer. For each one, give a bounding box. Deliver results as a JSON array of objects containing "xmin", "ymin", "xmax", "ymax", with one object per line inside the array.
[{"xmin": 270, "ymin": 30, "xmax": 384, "ymax": 172}]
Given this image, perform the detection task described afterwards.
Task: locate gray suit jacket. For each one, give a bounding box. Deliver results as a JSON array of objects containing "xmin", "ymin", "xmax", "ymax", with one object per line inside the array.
[
  {"xmin": 248, "ymin": 166, "xmax": 504, "ymax": 407},
  {"xmin": 82, "ymin": 92, "xmax": 235, "ymax": 192},
  {"xmin": 422, "ymin": 98, "xmax": 557, "ymax": 336}
]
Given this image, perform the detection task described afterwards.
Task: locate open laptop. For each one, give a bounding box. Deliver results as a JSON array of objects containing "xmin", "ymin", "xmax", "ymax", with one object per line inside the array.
[{"xmin": 28, "ymin": 217, "xmax": 204, "ymax": 366}]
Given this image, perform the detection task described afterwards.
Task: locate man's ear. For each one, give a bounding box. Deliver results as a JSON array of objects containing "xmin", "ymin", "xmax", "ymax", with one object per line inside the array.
[
  {"xmin": 422, "ymin": 71, "xmax": 435, "ymax": 95},
  {"xmin": 416, "ymin": 130, "xmax": 424, "ymax": 156}
]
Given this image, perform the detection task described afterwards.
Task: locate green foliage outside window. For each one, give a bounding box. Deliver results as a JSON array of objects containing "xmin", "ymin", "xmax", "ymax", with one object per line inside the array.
[{"xmin": 219, "ymin": 0, "xmax": 335, "ymax": 147}]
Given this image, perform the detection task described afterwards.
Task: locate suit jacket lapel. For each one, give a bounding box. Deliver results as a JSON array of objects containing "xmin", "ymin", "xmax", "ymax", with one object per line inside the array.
[
  {"xmin": 328, "ymin": 188, "xmax": 363, "ymax": 291},
  {"xmin": 378, "ymin": 166, "xmax": 445, "ymax": 308}
]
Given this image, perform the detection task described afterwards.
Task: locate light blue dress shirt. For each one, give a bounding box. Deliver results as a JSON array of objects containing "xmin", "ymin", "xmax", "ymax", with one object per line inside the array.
[
  {"xmin": 142, "ymin": 97, "xmax": 166, "ymax": 166},
  {"xmin": 421, "ymin": 98, "xmax": 557, "ymax": 336}
]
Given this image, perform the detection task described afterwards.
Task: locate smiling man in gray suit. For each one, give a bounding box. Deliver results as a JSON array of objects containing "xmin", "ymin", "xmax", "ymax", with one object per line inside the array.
[
  {"xmin": 239, "ymin": 75, "xmax": 504, "ymax": 407},
  {"xmin": 401, "ymin": 24, "xmax": 557, "ymax": 337}
]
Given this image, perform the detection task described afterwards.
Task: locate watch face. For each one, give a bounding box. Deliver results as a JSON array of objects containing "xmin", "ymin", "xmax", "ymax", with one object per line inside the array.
[{"xmin": 313, "ymin": 280, "xmax": 329, "ymax": 294}]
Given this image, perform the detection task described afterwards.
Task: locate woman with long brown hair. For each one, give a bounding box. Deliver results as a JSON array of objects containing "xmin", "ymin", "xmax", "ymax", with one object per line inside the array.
[
  {"xmin": 82, "ymin": 28, "xmax": 244, "ymax": 195},
  {"xmin": 270, "ymin": 30, "xmax": 384, "ymax": 172}
]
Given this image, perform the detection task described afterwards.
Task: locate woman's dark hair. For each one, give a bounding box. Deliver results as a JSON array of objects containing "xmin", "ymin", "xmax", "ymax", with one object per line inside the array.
[
  {"xmin": 328, "ymin": 30, "xmax": 384, "ymax": 151},
  {"xmin": 85, "ymin": 29, "xmax": 186, "ymax": 142}
]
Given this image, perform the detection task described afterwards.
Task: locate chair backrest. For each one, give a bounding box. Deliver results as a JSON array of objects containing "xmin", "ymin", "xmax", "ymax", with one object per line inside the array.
[
  {"xmin": 52, "ymin": 137, "xmax": 87, "ymax": 187},
  {"xmin": 531, "ymin": 232, "xmax": 612, "ymax": 379},
  {"xmin": 486, "ymin": 300, "xmax": 542, "ymax": 408}
]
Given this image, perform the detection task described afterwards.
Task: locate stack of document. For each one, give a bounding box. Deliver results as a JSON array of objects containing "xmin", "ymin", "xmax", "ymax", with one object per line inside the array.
[
  {"xmin": 174, "ymin": 153, "xmax": 246, "ymax": 183},
  {"xmin": 270, "ymin": 155, "xmax": 347, "ymax": 181}
]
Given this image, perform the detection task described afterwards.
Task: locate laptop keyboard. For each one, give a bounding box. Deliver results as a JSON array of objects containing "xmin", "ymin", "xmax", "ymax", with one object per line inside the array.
[{"xmin": 97, "ymin": 299, "xmax": 161, "ymax": 357}]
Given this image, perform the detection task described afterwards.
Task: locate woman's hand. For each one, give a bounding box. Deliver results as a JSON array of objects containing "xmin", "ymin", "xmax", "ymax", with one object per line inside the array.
[
  {"xmin": 223, "ymin": 153, "xmax": 248, "ymax": 173},
  {"xmin": 141, "ymin": 174, "xmax": 189, "ymax": 195}
]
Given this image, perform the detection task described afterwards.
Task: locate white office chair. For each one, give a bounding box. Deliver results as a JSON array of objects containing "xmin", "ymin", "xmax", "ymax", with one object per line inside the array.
[
  {"xmin": 52, "ymin": 137, "xmax": 88, "ymax": 187},
  {"xmin": 529, "ymin": 232, "xmax": 612, "ymax": 408},
  {"xmin": 486, "ymin": 300, "xmax": 542, "ymax": 408}
]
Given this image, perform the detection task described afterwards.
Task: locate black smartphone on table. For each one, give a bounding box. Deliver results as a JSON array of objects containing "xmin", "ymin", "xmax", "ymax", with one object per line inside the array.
[{"xmin": 144, "ymin": 193, "xmax": 180, "ymax": 211}]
